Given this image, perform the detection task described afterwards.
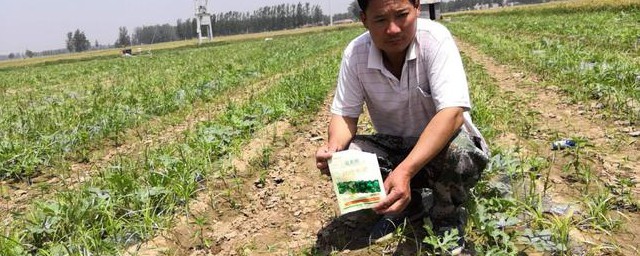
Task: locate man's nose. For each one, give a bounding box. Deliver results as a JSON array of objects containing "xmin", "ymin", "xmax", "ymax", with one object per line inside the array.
[{"xmin": 386, "ymin": 20, "xmax": 401, "ymax": 35}]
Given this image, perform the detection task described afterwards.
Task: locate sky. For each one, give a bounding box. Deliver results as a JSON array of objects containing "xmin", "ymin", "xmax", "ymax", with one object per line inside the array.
[{"xmin": 0, "ymin": 0, "xmax": 354, "ymax": 55}]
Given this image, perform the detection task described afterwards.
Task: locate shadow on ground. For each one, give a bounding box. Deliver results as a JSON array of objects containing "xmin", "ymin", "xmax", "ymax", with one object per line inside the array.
[
  {"xmin": 311, "ymin": 188, "xmax": 478, "ymax": 255},
  {"xmin": 313, "ymin": 210, "xmax": 433, "ymax": 255}
]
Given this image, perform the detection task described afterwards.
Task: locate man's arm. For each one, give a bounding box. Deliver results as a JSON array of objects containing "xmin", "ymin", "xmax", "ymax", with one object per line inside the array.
[
  {"xmin": 373, "ymin": 107, "xmax": 464, "ymax": 214},
  {"xmin": 315, "ymin": 114, "xmax": 358, "ymax": 174}
]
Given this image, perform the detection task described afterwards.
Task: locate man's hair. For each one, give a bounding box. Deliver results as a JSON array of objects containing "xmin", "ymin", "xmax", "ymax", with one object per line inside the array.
[{"xmin": 357, "ymin": 0, "xmax": 418, "ymax": 12}]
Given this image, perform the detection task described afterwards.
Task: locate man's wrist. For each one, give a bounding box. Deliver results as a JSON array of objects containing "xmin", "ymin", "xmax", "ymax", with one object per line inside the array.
[
  {"xmin": 327, "ymin": 141, "xmax": 346, "ymax": 152},
  {"xmin": 394, "ymin": 162, "xmax": 420, "ymax": 179}
]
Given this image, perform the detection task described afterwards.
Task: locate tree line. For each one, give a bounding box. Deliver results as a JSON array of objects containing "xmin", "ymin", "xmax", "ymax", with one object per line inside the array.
[
  {"xmin": 214, "ymin": 3, "xmax": 325, "ymax": 36},
  {"xmin": 118, "ymin": 2, "xmax": 335, "ymax": 46},
  {"xmin": 3, "ymin": 0, "xmax": 556, "ymax": 60},
  {"xmin": 3, "ymin": 1, "xmax": 341, "ymax": 60}
]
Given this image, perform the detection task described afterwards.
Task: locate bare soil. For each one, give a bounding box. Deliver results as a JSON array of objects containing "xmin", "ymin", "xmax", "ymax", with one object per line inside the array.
[{"xmin": 126, "ymin": 38, "xmax": 639, "ymax": 255}]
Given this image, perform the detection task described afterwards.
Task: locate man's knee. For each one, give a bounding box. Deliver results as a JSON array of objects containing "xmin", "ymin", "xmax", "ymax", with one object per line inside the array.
[{"xmin": 450, "ymin": 131, "xmax": 489, "ymax": 186}]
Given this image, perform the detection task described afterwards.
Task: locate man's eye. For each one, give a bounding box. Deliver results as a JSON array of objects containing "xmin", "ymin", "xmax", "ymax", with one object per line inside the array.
[
  {"xmin": 375, "ymin": 19, "xmax": 385, "ymax": 23},
  {"xmin": 397, "ymin": 12, "xmax": 409, "ymax": 18}
]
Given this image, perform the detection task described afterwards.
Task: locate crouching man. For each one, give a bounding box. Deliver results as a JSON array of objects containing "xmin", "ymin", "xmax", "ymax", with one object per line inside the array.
[{"xmin": 315, "ymin": 0, "xmax": 489, "ymax": 254}]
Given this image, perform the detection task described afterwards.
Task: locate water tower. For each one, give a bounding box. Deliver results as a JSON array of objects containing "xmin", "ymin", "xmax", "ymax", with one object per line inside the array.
[{"xmin": 194, "ymin": 0, "xmax": 213, "ymax": 44}]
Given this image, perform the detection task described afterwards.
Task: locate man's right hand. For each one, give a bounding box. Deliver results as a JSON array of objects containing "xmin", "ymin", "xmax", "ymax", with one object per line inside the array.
[
  {"xmin": 315, "ymin": 145, "xmax": 336, "ymax": 176},
  {"xmin": 315, "ymin": 114, "xmax": 358, "ymax": 176}
]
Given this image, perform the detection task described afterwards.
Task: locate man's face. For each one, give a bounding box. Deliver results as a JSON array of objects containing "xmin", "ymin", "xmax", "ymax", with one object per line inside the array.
[{"xmin": 361, "ymin": 0, "xmax": 419, "ymax": 57}]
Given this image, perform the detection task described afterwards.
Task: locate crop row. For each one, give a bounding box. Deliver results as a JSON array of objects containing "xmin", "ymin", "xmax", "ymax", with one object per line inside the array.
[
  {"xmin": 0, "ymin": 36, "xmax": 348, "ymax": 254},
  {"xmin": 454, "ymin": 49, "xmax": 630, "ymax": 255},
  {"xmin": 446, "ymin": 2, "xmax": 640, "ymax": 122},
  {"xmin": 0, "ymin": 27, "xmax": 361, "ymax": 179}
]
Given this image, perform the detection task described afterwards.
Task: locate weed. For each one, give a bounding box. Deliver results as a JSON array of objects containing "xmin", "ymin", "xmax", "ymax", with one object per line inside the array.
[
  {"xmin": 251, "ymin": 146, "xmax": 273, "ymax": 171},
  {"xmin": 546, "ymin": 212, "xmax": 575, "ymax": 255},
  {"xmin": 579, "ymin": 189, "xmax": 623, "ymax": 234},
  {"xmin": 606, "ymin": 176, "xmax": 639, "ymax": 211},
  {"xmin": 191, "ymin": 214, "xmax": 211, "ymax": 248}
]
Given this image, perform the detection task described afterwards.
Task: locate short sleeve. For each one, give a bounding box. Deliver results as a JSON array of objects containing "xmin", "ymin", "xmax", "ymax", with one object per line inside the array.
[
  {"xmin": 331, "ymin": 49, "xmax": 364, "ymax": 118},
  {"xmin": 425, "ymin": 31, "xmax": 471, "ymax": 112}
]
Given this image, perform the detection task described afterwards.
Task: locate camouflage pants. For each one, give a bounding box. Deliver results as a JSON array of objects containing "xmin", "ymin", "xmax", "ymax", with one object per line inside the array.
[{"xmin": 348, "ymin": 130, "xmax": 489, "ymax": 223}]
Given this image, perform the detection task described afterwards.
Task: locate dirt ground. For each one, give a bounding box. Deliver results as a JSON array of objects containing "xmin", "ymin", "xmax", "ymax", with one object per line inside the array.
[
  {"xmin": 123, "ymin": 38, "xmax": 639, "ymax": 255},
  {"xmin": 3, "ymin": 34, "xmax": 637, "ymax": 255}
]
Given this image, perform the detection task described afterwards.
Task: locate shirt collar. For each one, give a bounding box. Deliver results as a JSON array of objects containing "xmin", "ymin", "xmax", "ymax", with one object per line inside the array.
[{"xmin": 367, "ymin": 36, "xmax": 418, "ymax": 70}]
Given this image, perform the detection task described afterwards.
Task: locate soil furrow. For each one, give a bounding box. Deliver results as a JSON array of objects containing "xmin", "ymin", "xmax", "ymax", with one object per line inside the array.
[
  {"xmin": 125, "ymin": 90, "xmax": 334, "ymax": 256},
  {"xmin": 455, "ymin": 38, "xmax": 639, "ymax": 255},
  {"xmin": 127, "ymin": 91, "xmax": 426, "ymax": 255}
]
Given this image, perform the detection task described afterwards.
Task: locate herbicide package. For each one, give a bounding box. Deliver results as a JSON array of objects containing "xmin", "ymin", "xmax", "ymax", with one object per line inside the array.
[{"xmin": 328, "ymin": 150, "xmax": 386, "ymax": 215}]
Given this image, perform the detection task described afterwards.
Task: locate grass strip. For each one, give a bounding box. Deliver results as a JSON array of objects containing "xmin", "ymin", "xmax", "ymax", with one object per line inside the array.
[{"xmin": 446, "ymin": 3, "xmax": 640, "ymax": 122}]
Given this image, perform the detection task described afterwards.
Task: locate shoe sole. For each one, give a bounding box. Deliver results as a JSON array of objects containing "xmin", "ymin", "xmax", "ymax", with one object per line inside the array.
[
  {"xmin": 371, "ymin": 232, "xmax": 394, "ymax": 244},
  {"xmin": 450, "ymin": 245, "xmax": 464, "ymax": 255}
]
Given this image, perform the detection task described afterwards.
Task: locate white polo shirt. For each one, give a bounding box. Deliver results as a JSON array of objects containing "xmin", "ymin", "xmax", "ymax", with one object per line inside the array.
[{"xmin": 331, "ymin": 19, "xmax": 486, "ymax": 149}]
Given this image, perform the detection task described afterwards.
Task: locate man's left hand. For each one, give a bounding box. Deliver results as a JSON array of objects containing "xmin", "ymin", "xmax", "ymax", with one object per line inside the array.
[{"xmin": 372, "ymin": 169, "xmax": 412, "ymax": 215}]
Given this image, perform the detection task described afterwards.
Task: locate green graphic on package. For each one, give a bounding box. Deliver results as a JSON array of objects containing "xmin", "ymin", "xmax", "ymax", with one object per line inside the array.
[{"xmin": 337, "ymin": 180, "xmax": 381, "ymax": 194}]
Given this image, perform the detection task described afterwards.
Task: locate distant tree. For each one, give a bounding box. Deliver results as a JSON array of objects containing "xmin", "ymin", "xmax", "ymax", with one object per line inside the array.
[
  {"xmin": 73, "ymin": 30, "xmax": 91, "ymax": 52},
  {"xmin": 348, "ymin": 0, "xmax": 361, "ymax": 20},
  {"xmin": 312, "ymin": 5, "xmax": 323, "ymax": 24},
  {"xmin": 190, "ymin": 18, "xmax": 198, "ymax": 37},
  {"xmin": 8, "ymin": 53, "xmax": 15, "ymax": 59},
  {"xmin": 66, "ymin": 29, "xmax": 91, "ymax": 52},
  {"xmin": 114, "ymin": 26, "xmax": 131, "ymax": 47},
  {"xmin": 132, "ymin": 24, "xmax": 178, "ymax": 44},
  {"xmin": 95, "ymin": 40, "xmax": 99, "ymax": 48},
  {"xmin": 66, "ymin": 32, "xmax": 75, "ymax": 52},
  {"xmin": 25, "ymin": 49, "xmax": 34, "ymax": 58},
  {"xmin": 333, "ymin": 12, "xmax": 353, "ymax": 21},
  {"xmin": 295, "ymin": 3, "xmax": 303, "ymax": 27},
  {"xmin": 176, "ymin": 18, "xmax": 197, "ymax": 40},
  {"xmin": 176, "ymin": 19, "xmax": 185, "ymax": 40}
]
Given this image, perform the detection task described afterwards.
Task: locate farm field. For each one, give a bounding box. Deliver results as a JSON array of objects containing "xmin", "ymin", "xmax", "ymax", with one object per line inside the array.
[{"xmin": 1, "ymin": 0, "xmax": 639, "ymax": 255}]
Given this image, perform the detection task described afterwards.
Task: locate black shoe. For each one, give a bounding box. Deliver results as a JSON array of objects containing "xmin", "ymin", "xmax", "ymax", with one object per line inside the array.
[{"xmin": 369, "ymin": 192, "xmax": 426, "ymax": 243}]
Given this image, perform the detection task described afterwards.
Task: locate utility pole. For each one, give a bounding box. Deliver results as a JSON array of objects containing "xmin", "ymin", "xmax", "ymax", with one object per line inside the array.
[{"xmin": 328, "ymin": 0, "xmax": 333, "ymax": 26}]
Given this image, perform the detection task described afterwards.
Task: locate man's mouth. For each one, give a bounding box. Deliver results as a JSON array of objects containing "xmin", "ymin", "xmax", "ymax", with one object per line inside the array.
[{"xmin": 387, "ymin": 38, "xmax": 403, "ymax": 44}]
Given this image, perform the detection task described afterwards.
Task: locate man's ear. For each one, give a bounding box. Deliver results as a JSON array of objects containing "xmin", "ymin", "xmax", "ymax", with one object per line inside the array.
[{"xmin": 360, "ymin": 11, "xmax": 367, "ymax": 28}]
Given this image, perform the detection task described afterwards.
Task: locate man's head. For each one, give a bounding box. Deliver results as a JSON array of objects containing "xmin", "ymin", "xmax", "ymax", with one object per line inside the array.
[{"xmin": 359, "ymin": 0, "xmax": 420, "ymax": 59}]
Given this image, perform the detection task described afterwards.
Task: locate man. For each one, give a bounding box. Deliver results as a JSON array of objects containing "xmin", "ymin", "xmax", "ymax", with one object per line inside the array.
[{"xmin": 315, "ymin": 0, "xmax": 489, "ymax": 254}]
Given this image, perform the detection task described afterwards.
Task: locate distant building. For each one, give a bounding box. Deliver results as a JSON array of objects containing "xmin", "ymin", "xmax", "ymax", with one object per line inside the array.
[{"xmin": 420, "ymin": 0, "xmax": 441, "ymax": 20}]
